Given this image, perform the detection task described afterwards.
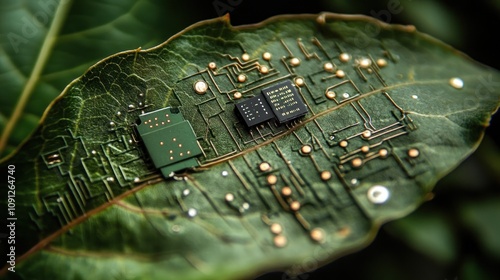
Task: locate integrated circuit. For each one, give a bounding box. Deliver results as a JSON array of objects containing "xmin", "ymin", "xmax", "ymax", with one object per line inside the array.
[
  {"xmin": 235, "ymin": 94, "xmax": 275, "ymax": 127},
  {"xmin": 136, "ymin": 107, "xmax": 202, "ymax": 177},
  {"xmin": 262, "ymin": 80, "xmax": 308, "ymax": 123}
]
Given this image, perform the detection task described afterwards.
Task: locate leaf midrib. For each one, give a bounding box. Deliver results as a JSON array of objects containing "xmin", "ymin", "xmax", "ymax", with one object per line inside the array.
[{"xmin": 0, "ymin": 0, "xmax": 74, "ymax": 155}]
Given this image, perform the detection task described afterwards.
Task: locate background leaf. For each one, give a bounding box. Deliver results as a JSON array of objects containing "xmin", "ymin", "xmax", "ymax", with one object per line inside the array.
[{"xmin": 385, "ymin": 208, "xmax": 458, "ymax": 264}]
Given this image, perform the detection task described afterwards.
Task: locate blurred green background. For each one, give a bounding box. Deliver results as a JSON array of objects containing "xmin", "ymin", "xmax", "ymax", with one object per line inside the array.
[{"xmin": 1, "ymin": 0, "xmax": 499, "ymax": 279}]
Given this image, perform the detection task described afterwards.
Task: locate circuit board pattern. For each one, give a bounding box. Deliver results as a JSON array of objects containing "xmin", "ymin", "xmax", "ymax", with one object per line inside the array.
[
  {"xmin": 6, "ymin": 14, "xmax": 493, "ymax": 278},
  {"xmin": 34, "ymin": 28, "xmax": 423, "ymax": 242}
]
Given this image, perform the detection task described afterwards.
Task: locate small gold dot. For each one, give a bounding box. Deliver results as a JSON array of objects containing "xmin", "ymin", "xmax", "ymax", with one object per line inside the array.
[
  {"xmin": 237, "ymin": 74, "xmax": 246, "ymax": 83},
  {"xmin": 267, "ymin": 174, "xmax": 278, "ymax": 185},
  {"xmin": 377, "ymin": 58, "xmax": 388, "ymax": 67},
  {"xmin": 301, "ymin": 145, "xmax": 312, "ymax": 154},
  {"xmin": 273, "ymin": 235, "xmax": 287, "ymax": 248},
  {"xmin": 281, "ymin": 186, "xmax": 292, "ymax": 196},
  {"xmin": 208, "ymin": 62, "xmax": 217, "ymax": 70},
  {"xmin": 290, "ymin": 201, "xmax": 301, "ymax": 211},
  {"xmin": 351, "ymin": 158, "xmax": 363, "ymax": 168},
  {"xmin": 310, "ymin": 228, "xmax": 325, "ymax": 243},
  {"xmin": 323, "ymin": 62, "xmax": 334, "ymax": 72},
  {"xmin": 179, "ymin": 153, "xmax": 183, "ymax": 156},
  {"xmin": 379, "ymin": 149, "xmax": 388, "ymax": 157},
  {"xmin": 233, "ymin": 92, "xmax": 242, "ymax": 99},
  {"xmin": 169, "ymin": 150, "xmax": 173, "ymax": 154},
  {"xmin": 361, "ymin": 146, "xmax": 370, "ymax": 153},
  {"xmin": 362, "ymin": 130, "xmax": 372, "ymax": 138},
  {"xmin": 359, "ymin": 58, "xmax": 372, "ymax": 68},
  {"xmin": 294, "ymin": 77, "xmax": 305, "ymax": 87},
  {"xmin": 225, "ymin": 193, "xmax": 234, "ymax": 202},
  {"xmin": 160, "ymin": 141, "xmax": 164, "ymax": 145},
  {"xmin": 337, "ymin": 227, "xmax": 351, "ymax": 238},
  {"xmin": 339, "ymin": 140, "xmax": 348, "ymax": 148},
  {"xmin": 170, "ymin": 156, "xmax": 174, "ymax": 160},
  {"xmin": 259, "ymin": 162, "xmax": 271, "ymax": 172},
  {"xmin": 336, "ymin": 70, "xmax": 345, "ymax": 78},
  {"xmin": 320, "ymin": 171, "xmax": 332, "ymax": 181},
  {"xmin": 187, "ymin": 151, "xmax": 191, "ymax": 154},
  {"xmin": 326, "ymin": 91, "xmax": 336, "ymax": 100},
  {"xmin": 290, "ymin": 57, "xmax": 300, "ymax": 66},
  {"xmin": 259, "ymin": 65, "xmax": 269, "ymax": 74},
  {"xmin": 259, "ymin": 161, "xmax": 271, "ymax": 172},
  {"xmin": 242, "ymin": 53, "xmax": 250, "ymax": 61},
  {"xmin": 194, "ymin": 80, "xmax": 208, "ymax": 94},
  {"xmin": 449, "ymin": 77, "xmax": 464, "ymax": 89},
  {"xmin": 172, "ymin": 138, "xmax": 177, "ymax": 142},
  {"xmin": 263, "ymin": 52, "xmax": 272, "ymax": 60},
  {"xmin": 339, "ymin": 53, "xmax": 350, "ymax": 62},
  {"xmin": 270, "ymin": 223, "xmax": 283, "ymax": 234},
  {"xmin": 408, "ymin": 148, "xmax": 420, "ymax": 158},
  {"xmin": 178, "ymin": 144, "xmax": 182, "ymax": 148}
]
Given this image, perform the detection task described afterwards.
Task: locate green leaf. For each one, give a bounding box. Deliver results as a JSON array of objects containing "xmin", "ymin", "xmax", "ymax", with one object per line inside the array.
[
  {"xmin": 384, "ymin": 208, "xmax": 458, "ymax": 264},
  {"xmin": 459, "ymin": 197, "xmax": 500, "ymax": 261},
  {"xmin": 402, "ymin": 0, "xmax": 463, "ymax": 47},
  {"xmin": 0, "ymin": 0, "xmax": 205, "ymax": 158},
  {"xmin": 460, "ymin": 256, "xmax": 498, "ymax": 280},
  {"xmin": 1, "ymin": 13, "xmax": 500, "ymax": 279}
]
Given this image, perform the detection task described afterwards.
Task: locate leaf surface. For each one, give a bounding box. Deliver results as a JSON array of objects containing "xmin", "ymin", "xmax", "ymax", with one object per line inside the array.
[
  {"xmin": 0, "ymin": 0, "xmax": 203, "ymax": 158},
  {"xmin": 1, "ymin": 13, "xmax": 500, "ymax": 280}
]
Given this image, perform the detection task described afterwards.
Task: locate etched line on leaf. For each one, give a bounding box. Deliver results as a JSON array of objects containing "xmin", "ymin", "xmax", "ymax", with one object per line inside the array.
[
  {"xmin": 114, "ymin": 200, "xmax": 178, "ymax": 215},
  {"xmin": 45, "ymin": 245, "xmax": 157, "ymax": 261},
  {"xmin": 0, "ymin": 177, "xmax": 163, "ymax": 274}
]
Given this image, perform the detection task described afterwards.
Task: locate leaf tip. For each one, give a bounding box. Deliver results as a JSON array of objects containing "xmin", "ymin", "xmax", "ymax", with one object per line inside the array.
[
  {"xmin": 221, "ymin": 12, "xmax": 231, "ymax": 24},
  {"xmin": 316, "ymin": 12, "xmax": 328, "ymax": 25}
]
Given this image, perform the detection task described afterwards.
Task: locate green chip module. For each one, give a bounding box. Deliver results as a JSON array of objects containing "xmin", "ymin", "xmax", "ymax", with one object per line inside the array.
[{"xmin": 136, "ymin": 107, "xmax": 202, "ymax": 177}]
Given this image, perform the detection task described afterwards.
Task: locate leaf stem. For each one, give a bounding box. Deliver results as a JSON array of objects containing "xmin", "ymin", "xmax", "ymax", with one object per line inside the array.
[{"xmin": 0, "ymin": 0, "xmax": 74, "ymax": 155}]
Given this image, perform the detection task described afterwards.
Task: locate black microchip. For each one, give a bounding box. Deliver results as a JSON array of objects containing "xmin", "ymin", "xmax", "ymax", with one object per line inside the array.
[
  {"xmin": 235, "ymin": 94, "xmax": 275, "ymax": 127},
  {"xmin": 262, "ymin": 80, "xmax": 308, "ymax": 123}
]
